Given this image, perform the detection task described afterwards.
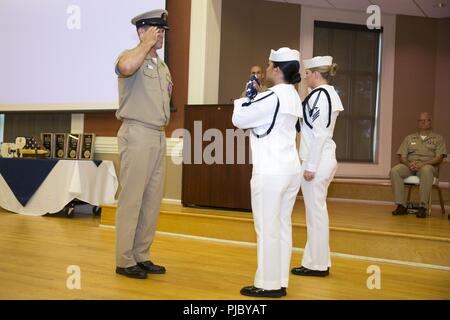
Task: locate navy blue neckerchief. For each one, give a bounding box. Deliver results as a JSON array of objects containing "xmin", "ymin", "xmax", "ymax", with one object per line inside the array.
[
  {"xmin": 242, "ymin": 91, "xmax": 280, "ymax": 139},
  {"xmin": 0, "ymin": 158, "xmax": 59, "ymax": 206},
  {"xmin": 297, "ymin": 87, "xmax": 332, "ymax": 131}
]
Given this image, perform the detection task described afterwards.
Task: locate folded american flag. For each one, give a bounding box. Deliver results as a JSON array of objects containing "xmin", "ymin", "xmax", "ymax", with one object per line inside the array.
[
  {"xmin": 245, "ymin": 74, "xmax": 260, "ymax": 100},
  {"xmin": 23, "ymin": 137, "xmax": 41, "ymax": 150}
]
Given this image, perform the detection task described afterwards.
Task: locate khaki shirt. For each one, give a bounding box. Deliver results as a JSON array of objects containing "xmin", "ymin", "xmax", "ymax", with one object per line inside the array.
[
  {"xmin": 397, "ymin": 132, "xmax": 447, "ymax": 162},
  {"xmin": 115, "ymin": 52, "xmax": 172, "ymax": 127}
]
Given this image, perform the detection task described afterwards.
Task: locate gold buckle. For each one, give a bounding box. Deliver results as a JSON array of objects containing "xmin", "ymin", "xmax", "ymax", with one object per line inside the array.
[{"xmin": 160, "ymin": 126, "xmax": 166, "ymax": 131}]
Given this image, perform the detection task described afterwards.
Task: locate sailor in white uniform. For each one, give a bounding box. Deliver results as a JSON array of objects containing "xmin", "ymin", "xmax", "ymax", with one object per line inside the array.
[
  {"xmin": 291, "ymin": 56, "xmax": 344, "ymax": 277},
  {"xmin": 232, "ymin": 47, "xmax": 302, "ymax": 298}
]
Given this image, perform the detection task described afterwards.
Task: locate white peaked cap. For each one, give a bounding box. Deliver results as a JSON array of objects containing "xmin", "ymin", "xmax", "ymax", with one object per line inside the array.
[
  {"xmin": 269, "ymin": 47, "xmax": 300, "ymax": 62},
  {"xmin": 303, "ymin": 56, "xmax": 333, "ymax": 69}
]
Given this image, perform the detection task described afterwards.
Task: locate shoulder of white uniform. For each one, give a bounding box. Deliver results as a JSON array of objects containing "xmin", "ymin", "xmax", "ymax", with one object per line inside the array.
[
  {"xmin": 314, "ymin": 85, "xmax": 344, "ymax": 111},
  {"xmin": 305, "ymin": 88, "xmax": 328, "ymax": 106},
  {"xmin": 233, "ymin": 96, "xmax": 248, "ymax": 106},
  {"xmin": 236, "ymin": 90, "xmax": 277, "ymax": 108},
  {"xmin": 257, "ymin": 90, "xmax": 276, "ymax": 99},
  {"xmin": 247, "ymin": 90, "xmax": 277, "ymax": 104}
]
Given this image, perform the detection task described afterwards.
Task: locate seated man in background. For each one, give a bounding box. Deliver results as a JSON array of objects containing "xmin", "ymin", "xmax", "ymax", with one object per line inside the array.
[
  {"xmin": 390, "ymin": 112, "xmax": 447, "ymax": 218},
  {"xmin": 240, "ymin": 65, "xmax": 269, "ymax": 98}
]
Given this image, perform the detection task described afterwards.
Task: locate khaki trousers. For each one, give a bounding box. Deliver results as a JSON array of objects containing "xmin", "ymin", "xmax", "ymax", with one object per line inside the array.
[
  {"xmin": 389, "ymin": 164, "xmax": 437, "ymax": 207},
  {"xmin": 115, "ymin": 122, "xmax": 166, "ymax": 268}
]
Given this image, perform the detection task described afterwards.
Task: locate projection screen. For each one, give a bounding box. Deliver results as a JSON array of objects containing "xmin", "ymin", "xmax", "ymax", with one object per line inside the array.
[{"xmin": 0, "ymin": 0, "xmax": 166, "ymax": 111}]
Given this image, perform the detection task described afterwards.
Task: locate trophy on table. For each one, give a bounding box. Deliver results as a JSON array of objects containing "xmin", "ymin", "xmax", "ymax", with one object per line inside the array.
[
  {"xmin": 65, "ymin": 134, "xmax": 81, "ymax": 159},
  {"xmin": 55, "ymin": 133, "xmax": 67, "ymax": 159},
  {"xmin": 79, "ymin": 133, "xmax": 96, "ymax": 160},
  {"xmin": 40, "ymin": 133, "xmax": 55, "ymax": 158}
]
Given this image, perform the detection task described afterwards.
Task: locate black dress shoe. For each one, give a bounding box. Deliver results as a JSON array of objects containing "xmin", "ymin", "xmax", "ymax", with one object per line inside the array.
[
  {"xmin": 392, "ymin": 204, "xmax": 407, "ymax": 216},
  {"xmin": 240, "ymin": 285, "xmax": 284, "ymax": 298},
  {"xmin": 137, "ymin": 260, "xmax": 166, "ymax": 274},
  {"xmin": 281, "ymin": 287, "xmax": 287, "ymax": 296},
  {"xmin": 291, "ymin": 266, "xmax": 329, "ymax": 277},
  {"xmin": 116, "ymin": 265, "xmax": 147, "ymax": 279},
  {"xmin": 416, "ymin": 207, "xmax": 427, "ymax": 218}
]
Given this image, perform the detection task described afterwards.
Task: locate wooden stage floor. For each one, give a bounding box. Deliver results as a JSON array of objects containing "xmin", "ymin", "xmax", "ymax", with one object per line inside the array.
[
  {"xmin": 0, "ymin": 200, "xmax": 449, "ymax": 300},
  {"xmin": 161, "ymin": 200, "xmax": 450, "ymax": 239}
]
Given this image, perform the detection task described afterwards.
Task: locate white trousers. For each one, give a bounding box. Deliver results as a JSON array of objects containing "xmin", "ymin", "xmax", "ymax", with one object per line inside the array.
[
  {"xmin": 251, "ymin": 173, "xmax": 301, "ymax": 290},
  {"xmin": 301, "ymin": 158, "xmax": 337, "ymax": 271}
]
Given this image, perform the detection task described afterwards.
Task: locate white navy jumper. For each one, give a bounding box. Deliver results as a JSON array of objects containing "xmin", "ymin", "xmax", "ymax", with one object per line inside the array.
[
  {"xmin": 232, "ymin": 83, "xmax": 302, "ymax": 290},
  {"xmin": 299, "ymin": 84, "xmax": 344, "ymax": 271}
]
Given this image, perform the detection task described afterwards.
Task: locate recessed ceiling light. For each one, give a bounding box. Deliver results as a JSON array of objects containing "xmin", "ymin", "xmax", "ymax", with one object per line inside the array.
[{"xmin": 433, "ymin": 2, "xmax": 447, "ymax": 8}]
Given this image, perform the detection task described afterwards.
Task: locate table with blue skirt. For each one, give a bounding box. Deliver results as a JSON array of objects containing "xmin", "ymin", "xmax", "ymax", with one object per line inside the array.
[{"xmin": 0, "ymin": 158, "xmax": 118, "ymax": 216}]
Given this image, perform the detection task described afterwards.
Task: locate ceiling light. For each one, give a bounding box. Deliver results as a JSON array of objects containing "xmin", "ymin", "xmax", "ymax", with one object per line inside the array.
[{"xmin": 433, "ymin": 2, "xmax": 447, "ymax": 8}]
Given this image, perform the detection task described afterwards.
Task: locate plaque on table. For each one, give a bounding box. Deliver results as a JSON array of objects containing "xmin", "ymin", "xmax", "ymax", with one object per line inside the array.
[
  {"xmin": 40, "ymin": 133, "xmax": 55, "ymax": 158},
  {"xmin": 79, "ymin": 133, "xmax": 96, "ymax": 160},
  {"xmin": 65, "ymin": 134, "xmax": 81, "ymax": 159},
  {"xmin": 55, "ymin": 133, "xmax": 67, "ymax": 159}
]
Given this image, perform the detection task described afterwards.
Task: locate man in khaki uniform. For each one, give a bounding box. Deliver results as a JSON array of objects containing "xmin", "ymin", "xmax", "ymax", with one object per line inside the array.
[
  {"xmin": 114, "ymin": 9, "xmax": 172, "ymax": 279},
  {"xmin": 390, "ymin": 112, "xmax": 447, "ymax": 218},
  {"xmin": 240, "ymin": 65, "xmax": 269, "ymax": 98}
]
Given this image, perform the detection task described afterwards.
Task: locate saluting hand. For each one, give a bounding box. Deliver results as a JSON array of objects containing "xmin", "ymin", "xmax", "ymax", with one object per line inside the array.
[{"xmin": 141, "ymin": 27, "xmax": 160, "ymax": 49}]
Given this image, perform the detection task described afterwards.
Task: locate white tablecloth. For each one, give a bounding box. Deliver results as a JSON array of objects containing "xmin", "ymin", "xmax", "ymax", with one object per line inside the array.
[{"xmin": 0, "ymin": 160, "xmax": 118, "ymax": 216}]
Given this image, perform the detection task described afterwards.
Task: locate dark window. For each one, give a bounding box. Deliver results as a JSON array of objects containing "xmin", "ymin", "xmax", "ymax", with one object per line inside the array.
[{"xmin": 313, "ymin": 21, "xmax": 382, "ymax": 163}]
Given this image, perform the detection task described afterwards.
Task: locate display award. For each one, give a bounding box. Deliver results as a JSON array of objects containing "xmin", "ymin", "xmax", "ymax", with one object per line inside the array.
[
  {"xmin": 65, "ymin": 134, "xmax": 81, "ymax": 159},
  {"xmin": 40, "ymin": 133, "xmax": 55, "ymax": 158},
  {"xmin": 79, "ymin": 133, "xmax": 96, "ymax": 160},
  {"xmin": 55, "ymin": 133, "xmax": 67, "ymax": 159}
]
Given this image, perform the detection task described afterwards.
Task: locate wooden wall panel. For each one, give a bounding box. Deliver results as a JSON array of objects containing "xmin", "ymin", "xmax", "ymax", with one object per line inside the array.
[
  {"xmin": 392, "ymin": 16, "xmax": 450, "ymax": 182},
  {"xmin": 219, "ymin": 0, "xmax": 301, "ymax": 104},
  {"xmin": 165, "ymin": 0, "xmax": 191, "ymax": 135},
  {"xmin": 433, "ymin": 18, "xmax": 450, "ymax": 182},
  {"xmin": 391, "ymin": 15, "xmax": 437, "ymax": 166},
  {"xmin": 83, "ymin": 112, "xmax": 120, "ymax": 136}
]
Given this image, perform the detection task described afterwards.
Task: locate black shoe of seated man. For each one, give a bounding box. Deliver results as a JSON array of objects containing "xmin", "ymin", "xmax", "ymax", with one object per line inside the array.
[
  {"xmin": 416, "ymin": 207, "xmax": 427, "ymax": 218},
  {"xmin": 137, "ymin": 260, "xmax": 166, "ymax": 274},
  {"xmin": 291, "ymin": 266, "xmax": 330, "ymax": 277},
  {"xmin": 392, "ymin": 204, "xmax": 408, "ymax": 216},
  {"xmin": 116, "ymin": 265, "xmax": 147, "ymax": 279},
  {"xmin": 240, "ymin": 285, "xmax": 284, "ymax": 298}
]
